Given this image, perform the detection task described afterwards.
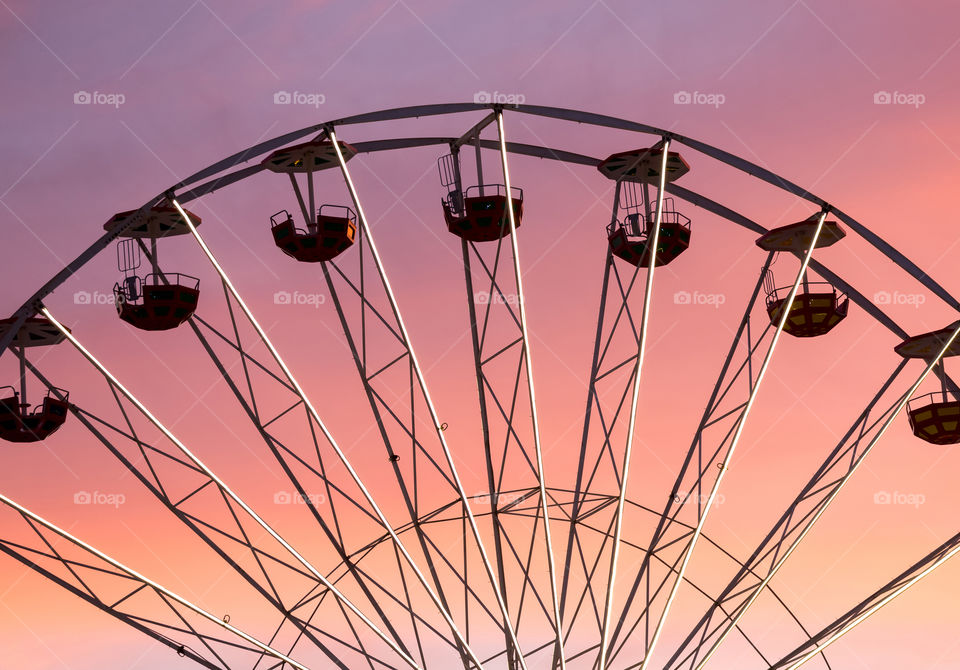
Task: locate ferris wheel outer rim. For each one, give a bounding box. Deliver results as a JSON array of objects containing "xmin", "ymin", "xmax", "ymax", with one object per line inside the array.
[{"xmin": 2, "ymin": 103, "xmax": 956, "ymax": 362}]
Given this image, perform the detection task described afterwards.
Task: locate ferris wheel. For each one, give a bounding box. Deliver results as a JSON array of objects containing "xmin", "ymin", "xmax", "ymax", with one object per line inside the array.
[{"xmin": 1, "ymin": 102, "xmax": 959, "ymax": 670}]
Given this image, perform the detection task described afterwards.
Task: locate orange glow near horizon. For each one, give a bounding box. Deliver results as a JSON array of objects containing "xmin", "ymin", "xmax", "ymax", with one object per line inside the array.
[{"xmin": 2, "ymin": 2, "xmax": 960, "ymax": 669}]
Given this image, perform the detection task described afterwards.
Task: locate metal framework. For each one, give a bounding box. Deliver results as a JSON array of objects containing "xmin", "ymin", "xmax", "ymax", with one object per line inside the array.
[{"xmin": 2, "ymin": 103, "xmax": 959, "ymax": 670}]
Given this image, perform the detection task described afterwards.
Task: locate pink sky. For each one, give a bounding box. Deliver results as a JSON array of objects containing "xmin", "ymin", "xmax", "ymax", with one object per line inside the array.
[{"xmin": 2, "ymin": 1, "xmax": 960, "ymax": 669}]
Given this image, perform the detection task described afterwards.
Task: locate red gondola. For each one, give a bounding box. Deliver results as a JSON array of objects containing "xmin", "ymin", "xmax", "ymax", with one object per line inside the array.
[
  {"xmin": 114, "ymin": 273, "xmax": 200, "ymax": 331},
  {"xmin": 0, "ymin": 387, "xmax": 69, "ymax": 443},
  {"xmin": 895, "ymin": 323, "xmax": 960, "ymax": 445},
  {"xmin": 759, "ymin": 216, "xmax": 849, "ymax": 338},
  {"xmin": 907, "ymin": 392, "xmax": 960, "ymax": 445},
  {"xmin": 442, "ymin": 184, "xmax": 523, "ymax": 242},
  {"xmin": 607, "ymin": 198, "xmax": 691, "ymax": 267},
  {"xmin": 0, "ymin": 317, "xmax": 70, "ymax": 443},
  {"xmin": 106, "ymin": 205, "xmax": 201, "ymax": 332},
  {"xmin": 765, "ymin": 282, "xmax": 849, "ymax": 338},
  {"xmin": 270, "ymin": 207, "xmax": 357, "ymax": 263}
]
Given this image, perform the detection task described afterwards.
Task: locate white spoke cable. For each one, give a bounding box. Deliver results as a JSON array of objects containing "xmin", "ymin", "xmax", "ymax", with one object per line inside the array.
[
  {"xmin": 596, "ymin": 138, "xmax": 672, "ymax": 670},
  {"xmin": 778, "ymin": 320, "xmax": 960, "ymax": 670},
  {"xmin": 39, "ymin": 305, "xmax": 419, "ymax": 670},
  {"xmin": 694, "ymin": 328, "xmax": 960, "ymax": 669},
  {"xmin": 636, "ymin": 210, "xmax": 830, "ymax": 670},
  {"xmin": 169, "ymin": 199, "xmax": 479, "ymax": 669},
  {"xmin": 0, "ymin": 492, "xmax": 313, "ymax": 670},
  {"xmin": 785, "ymin": 539, "xmax": 960, "ymax": 669},
  {"xmin": 495, "ymin": 109, "xmax": 566, "ymax": 669},
  {"xmin": 324, "ymin": 129, "xmax": 526, "ymax": 670}
]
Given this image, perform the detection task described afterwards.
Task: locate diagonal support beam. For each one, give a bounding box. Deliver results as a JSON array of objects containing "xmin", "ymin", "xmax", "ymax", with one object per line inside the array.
[
  {"xmin": 668, "ymin": 359, "xmax": 920, "ymax": 669},
  {"xmin": 632, "ymin": 209, "xmax": 831, "ymax": 670},
  {"xmin": 325, "ymin": 126, "xmax": 525, "ymax": 670},
  {"xmin": 170, "ymin": 194, "xmax": 483, "ymax": 667},
  {"xmin": 772, "ymin": 527, "xmax": 960, "ymax": 669},
  {"xmin": 494, "ymin": 109, "xmax": 567, "ymax": 670},
  {"xmin": 38, "ymin": 305, "xmax": 418, "ymax": 670},
  {"xmin": 595, "ymin": 138, "xmax": 673, "ymax": 670},
  {"xmin": 0, "ymin": 492, "xmax": 313, "ymax": 670}
]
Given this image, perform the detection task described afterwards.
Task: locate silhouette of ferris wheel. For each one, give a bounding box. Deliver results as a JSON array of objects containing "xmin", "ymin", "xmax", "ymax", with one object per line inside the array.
[{"xmin": 2, "ymin": 103, "xmax": 959, "ymax": 670}]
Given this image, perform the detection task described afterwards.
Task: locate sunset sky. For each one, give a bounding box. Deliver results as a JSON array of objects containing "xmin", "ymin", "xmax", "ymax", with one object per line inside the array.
[{"xmin": 2, "ymin": 2, "xmax": 960, "ymax": 669}]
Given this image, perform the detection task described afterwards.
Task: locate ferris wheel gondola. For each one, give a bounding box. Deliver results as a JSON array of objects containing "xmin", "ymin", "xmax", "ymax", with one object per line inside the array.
[{"xmin": 1, "ymin": 103, "xmax": 958, "ymax": 670}]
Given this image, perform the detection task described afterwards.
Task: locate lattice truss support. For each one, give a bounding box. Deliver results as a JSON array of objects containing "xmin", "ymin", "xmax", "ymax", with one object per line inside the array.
[
  {"xmin": 120, "ymin": 232, "xmax": 483, "ymax": 667},
  {"xmin": 0, "ymin": 493, "xmax": 312, "ymax": 670},
  {"xmin": 770, "ymin": 527, "xmax": 960, "ymax": 670},
  {"xmin": 4, "ymin": 105, "xmax": 960, "ymax": 670},
  {"xmin": 24, "ymin": 329, "xmax": 417, "ymax": 670},
  {"xmin": 660, "ymin": 322, "xmax": 960, "ymax": 670},
  {"xmin": 556, "ymin": 204, "xmax": 833, "ymax": 668},
  {"xmin": 440, "ymin": 118, "xmax": 565, "ymax": 669},
  {"xmin": 600, "ymin": 207, "xmax": 838, "ymax": 670}
]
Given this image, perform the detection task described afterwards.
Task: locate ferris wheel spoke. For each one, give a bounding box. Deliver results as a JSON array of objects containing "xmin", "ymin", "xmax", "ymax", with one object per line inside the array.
[
  {"xmin": 188, "ymin": 310, "xmax": 393, "ymax": 525},
  {"xmin": 662, "ymin": 362, "xmax": 909, "ymax": 670},
  {"xmin": 771, "ymin": 527, "xmax": 960, "ymax": 670},
  {"xmin": 25, "ymin": 363, "xmax": 394, "ymax": 668},
  {"xmin": 325, "ymin": 123, "xmax": 540, "ymax": 670},
  {"xmin": 438, "ymin": 112, "xmax": 568, "ymax": 667},
  {"xmin": 559, "ymin": 245, "xmax": 615, "ymax": 630},
  {"xmin": 180, "ymin": 287, "xmax": 426, "ymax": 655},
  {"xmin": 461, "ymin": 227, "xmax": 529, "ymax": 635},
  {"xmin": 0, "ymin": 493, "xmax": 316, "ymax": 670},
  {"xmin": 171, "ymin": 196, "xmax": 497, "ymax": 668},
  {"xmin": 495, "ymin": 112, "xmax": 566, "ymax": 670},
  {"xmin": 38, "ymin": 306, "xmax": 421, "ymax": 669},
  {"xmin": 667, "ymin": 319, "xmax": 960, "ymax": 670},
  {"xmin": 620, "ymin": 211, "xmax": 832, "ymax": 670},
  {"xmin": 315, "ymin": 190, "xmax": 494, "ymax": 669},
  {"xmin": 595, "ymin": 138, "xmax": 674, "ymax": 670},
  {"xmin": 598, "ymin": 251, "xmax": 774, "ymax": 663},
  {"xmin": 320, "ymin": 265, "xmax": 476, "ymax": 670},
  {"xmin": 27, "ymin": 366, "xmax": 338, "ymax": 594},
  {"xmin": 561, "ymin": 168, "xmax": 670, "ymax": 647},
  {"xmin": 319, "ymin": 258, "xmax": 460, "ymax": 494}
]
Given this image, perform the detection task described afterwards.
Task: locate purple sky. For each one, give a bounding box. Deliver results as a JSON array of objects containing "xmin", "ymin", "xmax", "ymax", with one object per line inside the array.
[{"xmin": 2, "ymin": 2, "xmax": 960, "ymax": 669}]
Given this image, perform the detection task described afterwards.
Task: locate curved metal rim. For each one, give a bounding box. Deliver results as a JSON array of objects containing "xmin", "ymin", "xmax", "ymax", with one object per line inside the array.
[
  {"xmin": 321, "ymin": 486, "xmax": 822, "ymax": 665},
  {"xmin": 2, "ymin": 102, "xmax": 945, "ymax": 667},
  {"xmin": 3, "ymin": 102, "xmax": 955, "ymax": 362}
]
